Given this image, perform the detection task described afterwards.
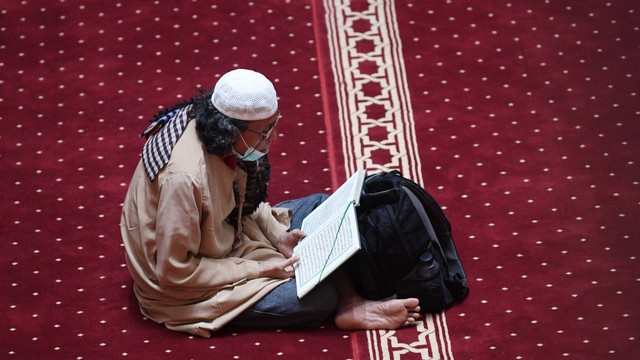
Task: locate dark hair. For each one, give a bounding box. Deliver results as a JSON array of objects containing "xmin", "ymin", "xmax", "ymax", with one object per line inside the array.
[{"xmin": 193, "ymin": 88, "xmax": 250, "ymax": 156}]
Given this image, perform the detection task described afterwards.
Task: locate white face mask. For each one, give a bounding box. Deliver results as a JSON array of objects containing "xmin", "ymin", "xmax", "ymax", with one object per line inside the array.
[{"xmin": 232, "ymin": 133, "xmax": 268, "ymax": 161}]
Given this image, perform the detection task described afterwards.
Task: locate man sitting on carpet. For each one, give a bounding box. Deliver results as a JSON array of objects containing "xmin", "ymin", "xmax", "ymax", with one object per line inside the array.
[{"xmin": 120, "ymin": 68, "xmax": 421, "ymax": 337}]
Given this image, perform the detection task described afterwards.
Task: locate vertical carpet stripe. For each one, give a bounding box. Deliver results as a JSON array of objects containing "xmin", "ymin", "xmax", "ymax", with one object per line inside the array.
[{"xmin": 321, "ymin": 0, "xmax": 450, "ymax": 358}]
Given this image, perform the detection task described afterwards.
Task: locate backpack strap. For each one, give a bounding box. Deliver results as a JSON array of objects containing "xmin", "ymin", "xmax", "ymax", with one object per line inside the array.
[{"xmin": 388, "ymin": 171, "xmax": 469, "ymax": 301}]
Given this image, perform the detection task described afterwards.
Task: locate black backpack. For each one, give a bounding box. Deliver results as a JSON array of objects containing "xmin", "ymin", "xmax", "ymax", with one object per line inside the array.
[{"xmin": 348, "ymin": 171, "xmax": 469, "ymax": 313}]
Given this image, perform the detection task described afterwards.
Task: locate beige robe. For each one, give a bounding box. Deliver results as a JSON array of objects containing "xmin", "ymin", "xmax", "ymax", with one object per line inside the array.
[{"xmin": 120, "ymin": 120, "xmax": 291, "ymax": 337}]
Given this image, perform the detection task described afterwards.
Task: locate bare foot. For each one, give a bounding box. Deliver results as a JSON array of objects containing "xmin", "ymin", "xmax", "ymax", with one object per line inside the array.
[{"xmin": 334, "ymin": 297, "xmax": 421, "ymax": 330}]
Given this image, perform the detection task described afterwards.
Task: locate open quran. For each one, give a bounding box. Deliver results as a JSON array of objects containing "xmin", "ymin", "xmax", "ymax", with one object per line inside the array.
[{"xmin": 293, "ymin": 169, "xmax": 366, "ymax": 298}]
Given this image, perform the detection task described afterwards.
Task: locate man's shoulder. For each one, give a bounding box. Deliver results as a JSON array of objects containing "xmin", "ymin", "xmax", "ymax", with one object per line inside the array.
[{"xmin": 169, "ymin": 121, "xmax": 205, "ymax": 173}]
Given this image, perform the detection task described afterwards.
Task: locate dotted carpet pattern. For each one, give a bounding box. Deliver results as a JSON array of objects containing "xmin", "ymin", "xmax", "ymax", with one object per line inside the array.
[
  {"xmin": 1, "ymin": 1, "xmax": 344, "ymax": 359},
  {"xmin": 1, "ymin": 0, "xmax": 639, "ymax": 359},
  {"xmin": 394, "ymin": 1, "xmax": 640, "ymax": 358}
]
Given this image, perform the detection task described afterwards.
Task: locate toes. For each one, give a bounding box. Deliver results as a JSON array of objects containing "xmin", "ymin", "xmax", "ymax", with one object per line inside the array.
[
  {"xmin": 402, "ymin": 298, "xmax": 420, "ymax": 309},
  {"xmin": 403, "ymin": 317, "xmax": 419, "ymax": 327}
]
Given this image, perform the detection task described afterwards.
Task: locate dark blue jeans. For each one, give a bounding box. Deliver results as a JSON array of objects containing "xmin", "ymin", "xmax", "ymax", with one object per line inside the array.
[{"xmin": 230, "ymin": 194, "xmax": 338, "ymax": 328}]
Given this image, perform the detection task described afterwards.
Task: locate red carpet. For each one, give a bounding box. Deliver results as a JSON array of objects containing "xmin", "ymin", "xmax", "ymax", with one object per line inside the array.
[{"xmin": 2, "ymin": 0, "xmax": 639, "ymax": 359}]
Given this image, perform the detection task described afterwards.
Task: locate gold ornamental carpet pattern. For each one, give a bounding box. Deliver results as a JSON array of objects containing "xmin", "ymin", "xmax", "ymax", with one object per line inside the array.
[
  {"xmin": 316, "ymin": 0, "xmax": 451, "ymax": 358},
  {"xmin": 321, "ymin": 0, "xmax": 424, "ymax": 184}
]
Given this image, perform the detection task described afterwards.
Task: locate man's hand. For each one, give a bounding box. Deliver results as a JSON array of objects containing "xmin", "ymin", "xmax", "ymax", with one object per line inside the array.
[
  {"xmin": 276, "ymin": 229, "xmax": 306, "ymax": 257},
  {"xmin": 258, "ymin": 256, "xmax": 300, "ymax": 279}
]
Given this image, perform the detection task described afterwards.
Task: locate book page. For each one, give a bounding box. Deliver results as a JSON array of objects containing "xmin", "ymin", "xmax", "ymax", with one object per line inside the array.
[
  {"xmin": 293, "ymin": 203, "xmax": 361, "ymax": 298},
  {"xmin": 301, "ymin": 169, "xmax": 366, "ymax": 234}
]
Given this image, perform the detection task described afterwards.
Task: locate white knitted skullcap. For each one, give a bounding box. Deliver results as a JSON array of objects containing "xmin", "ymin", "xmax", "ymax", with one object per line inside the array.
[{"xmin": 211, "ymin": 69, "xmax": 278, "ymax": 121}]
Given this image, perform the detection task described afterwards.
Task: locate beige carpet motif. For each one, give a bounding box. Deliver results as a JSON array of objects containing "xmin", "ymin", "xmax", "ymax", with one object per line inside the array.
[{"xmin": 321, "ymin": 0, "xmax": 452, "ymax": 358}]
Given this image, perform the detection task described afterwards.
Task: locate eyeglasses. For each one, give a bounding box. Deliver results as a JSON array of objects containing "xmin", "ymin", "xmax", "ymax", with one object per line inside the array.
[{"xmin": 244, "ymin": 111, "xmax": 280, "ymax": 141}]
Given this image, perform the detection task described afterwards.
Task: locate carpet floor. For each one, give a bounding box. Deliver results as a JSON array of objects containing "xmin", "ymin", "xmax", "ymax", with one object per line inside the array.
[{"xmin": 1, "ymin": 0, "xmax": 638, "ymax": 359}]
